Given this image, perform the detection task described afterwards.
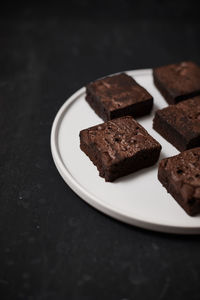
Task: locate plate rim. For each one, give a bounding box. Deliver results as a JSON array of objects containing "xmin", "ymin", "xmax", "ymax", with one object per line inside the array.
[{"xmin": 51, "ymin": 68, "xmax": 200, "ymax": 234}]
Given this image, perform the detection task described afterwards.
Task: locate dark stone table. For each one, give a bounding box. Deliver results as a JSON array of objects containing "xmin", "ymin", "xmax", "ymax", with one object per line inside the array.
[{"xmin": 1, "ymin": 2, "xmax": 200, "ymax": 299}]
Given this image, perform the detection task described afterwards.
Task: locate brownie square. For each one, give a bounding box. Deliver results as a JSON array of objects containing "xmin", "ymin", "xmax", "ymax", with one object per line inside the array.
[
  {"xmin": 86, "ymin": 73, "xmax": 153, "ymax": 121},
  {"xmin": 153, "ymin": 96, "xmax": 200, "ymax": 151},
  {"xmin": 80, "ymin": 116, "xmax": 161, "ymax": 182},
  {"xmin": 153, "ymin": 61, "xmax": 200, "ymax": 104},
  {"xmin": 158, "ymin": 148, "xmax": 200, "ymax": 216}
]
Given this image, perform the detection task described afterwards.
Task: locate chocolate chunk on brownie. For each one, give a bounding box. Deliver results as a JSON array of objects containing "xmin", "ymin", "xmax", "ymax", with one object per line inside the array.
[
  {"xmin": 153, "ymin": 61, "xmax": 200, "ymax": 104},
  {"xmin": 153, "ymin": 96, "xmax": 200, "ymax": 151},
  {"xmin": 158, "ymin": 148, "xmax": 200, "ymax": 216},
  {"xmin": 80, "ymin": 116, "xmax": 161, "ymax": 182},
  {"xmin": 86, "ymin": 73, "xmax": 153, "ymax": 121}
]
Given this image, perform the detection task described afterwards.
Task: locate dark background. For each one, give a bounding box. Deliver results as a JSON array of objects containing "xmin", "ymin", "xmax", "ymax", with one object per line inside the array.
[{"xmin": 1, "ymin": 1, "xmax": 200, "ymax": 299}]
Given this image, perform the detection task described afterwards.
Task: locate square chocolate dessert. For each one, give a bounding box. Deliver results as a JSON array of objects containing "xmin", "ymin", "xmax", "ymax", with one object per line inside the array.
[
  {"xmin": 85, "ymin": 73, "xmax": 153, "ymax": 121},
  {"xmin": 153, "ymin": 61, "xmax": 200, "ymax": 104},
  {"xmin": 158, "ymin": 148, "xmax": 200, "ymax": 216},
  {"xmin": 80, "ymin": 116, "xmax": 161, "ymax": 182},
  {"xmin": 153, "ymin": 96, "xmax": 200, "ymax": 151}
]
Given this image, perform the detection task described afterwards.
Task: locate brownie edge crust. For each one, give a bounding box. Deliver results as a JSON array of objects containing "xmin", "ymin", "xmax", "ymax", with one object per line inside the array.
[
  {"xmin": 80, "ymin": 116, "xmax": 161, "ymax": 182},
  {"xmin": 158, "ymin": 148, "xmax": 200, "ymax": 216}
]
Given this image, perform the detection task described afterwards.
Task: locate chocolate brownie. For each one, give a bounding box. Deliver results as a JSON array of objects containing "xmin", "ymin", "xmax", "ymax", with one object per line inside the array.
[
  {"xmin": 158, "ymin": 148, "xmax": 200, "ymax": 216},
  {"xmin": 80, "ymin": 116, "xmax": 161, "ymax": 182},
  {"xmin": 153, "ymin": 61, "xmax": 200, "ymax": 104},
  {"xmin": 153, "ymin": 96, "xmax": 200, "ymax": 151},
  {"xmin": 86, "ymin": 73, "xmax": 153, "ymax": 121}
]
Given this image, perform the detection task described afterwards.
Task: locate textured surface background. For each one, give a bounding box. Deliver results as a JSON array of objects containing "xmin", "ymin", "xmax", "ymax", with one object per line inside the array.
[{"xmin": 1, "ymin": 1, "xmax": 200, "ymax": 299}]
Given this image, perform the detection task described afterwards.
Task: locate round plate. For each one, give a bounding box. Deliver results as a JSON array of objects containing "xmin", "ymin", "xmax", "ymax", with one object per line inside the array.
[{"xmin": 51, "ymin": 69, "xmax": 200, "ymax": 234}]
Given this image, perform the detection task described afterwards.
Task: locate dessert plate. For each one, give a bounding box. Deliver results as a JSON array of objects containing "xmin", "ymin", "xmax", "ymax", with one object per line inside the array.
[{"xmin": 51, "ymin": 69, "xmax": 200, "ymax": 234}]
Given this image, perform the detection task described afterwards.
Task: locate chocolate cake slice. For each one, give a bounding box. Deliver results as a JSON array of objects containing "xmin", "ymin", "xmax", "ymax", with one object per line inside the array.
[
  {"xmin": 80, "ymin": 116, "xmax": 161, "ymax": 182},
  {"xmin": 158, "ymin": 148, "xmax": 200, "ymax": 216},
  {"xmin": 86, "ymin": 73, "xmax": 153, "ymax": 121}
]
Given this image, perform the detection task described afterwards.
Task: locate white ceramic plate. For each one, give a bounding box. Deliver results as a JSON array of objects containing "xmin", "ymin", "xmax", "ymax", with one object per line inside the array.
[{"xmin": 51, "ymin": 69, "xmax": 200, "ymax": 234}]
